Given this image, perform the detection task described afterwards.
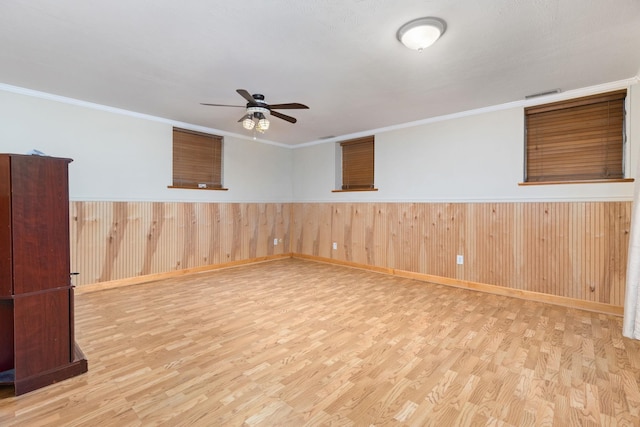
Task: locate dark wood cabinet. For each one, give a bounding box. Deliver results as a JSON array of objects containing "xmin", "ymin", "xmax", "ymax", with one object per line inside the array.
[{"xmin": 0, "ymin": 154, "xmax": 87, "ymax": 395}]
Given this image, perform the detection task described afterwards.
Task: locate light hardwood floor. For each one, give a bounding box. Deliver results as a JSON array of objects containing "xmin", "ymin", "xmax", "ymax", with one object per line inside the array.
[{"xmin": 1, "ymin": 258, "xmax": 640, "ymax": 426}]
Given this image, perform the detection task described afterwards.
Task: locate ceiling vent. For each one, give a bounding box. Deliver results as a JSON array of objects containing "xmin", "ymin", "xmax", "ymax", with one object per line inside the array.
[{"xmin": 525, "ymin": 89, "xmax": 561, "ymax": 99}]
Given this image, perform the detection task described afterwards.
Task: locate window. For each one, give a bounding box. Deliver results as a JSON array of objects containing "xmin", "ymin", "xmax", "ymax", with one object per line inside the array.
[
  {"xmin": 335, "ymin": 135, "xmax": 377, "ymax": 191},
  {"xmin": 170, "ymin": 127, "xmax": 226, "ymax": 190},
  {"xmin": 524, "ymin": 89, "xmax": 627, "ymax": 183}
]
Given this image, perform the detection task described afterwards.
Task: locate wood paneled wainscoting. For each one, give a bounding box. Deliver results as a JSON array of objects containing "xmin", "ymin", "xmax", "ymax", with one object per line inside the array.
[
  {"xmin": 70, "ymin": 201, "xmax": 291, "ymax": 287},
  {"xmin": 70, "ymin": 201, "xmax": 631, "ymax": 313},
  {"xmin": 291, "ymin": 202, "xmax": 631, "ymax": 313}
]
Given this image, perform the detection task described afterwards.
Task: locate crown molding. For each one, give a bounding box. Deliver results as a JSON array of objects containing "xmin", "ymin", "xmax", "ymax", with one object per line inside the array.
[
  {"xmin": 0, "ymin": 83, "xmax": 291, "ymax": 149},
  {"xmin": 296, "ymin": 76, "xmax": 639, "ymax": 148},
  {"xmin": 2, "ymin": 76, "xmax": 637, "ymax": 150}
]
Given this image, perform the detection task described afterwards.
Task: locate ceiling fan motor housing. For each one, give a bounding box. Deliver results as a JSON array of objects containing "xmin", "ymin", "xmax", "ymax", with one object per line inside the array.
[
  {"xmin": 247, "ymin": 106, "xmax": 270, "ymax": 115},
  {"xmin": 247, "ymin": 94, "xmax": 269, "ymax": 115}
]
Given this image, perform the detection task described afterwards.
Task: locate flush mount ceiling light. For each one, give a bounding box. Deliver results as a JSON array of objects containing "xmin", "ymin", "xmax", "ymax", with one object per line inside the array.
[{"xmin": 397, "ymin": 17, "xmax": 446, "ymax": 52}]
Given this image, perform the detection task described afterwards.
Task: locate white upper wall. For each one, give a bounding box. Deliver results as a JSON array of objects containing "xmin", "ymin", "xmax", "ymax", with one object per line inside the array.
[
  {"xmin": 1, "ymin": 80, "xmax": 638, "ymax": 203},
  {"xmin": 293, "ymin": 81, "xmax": 639, "ymax": 202},
  {"xmin": 0, "ymin": 90, "xmax": 293, "ymax": 202}
]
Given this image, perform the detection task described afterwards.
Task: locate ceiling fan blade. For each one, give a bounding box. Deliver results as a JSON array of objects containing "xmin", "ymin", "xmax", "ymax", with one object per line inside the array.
[
  {"xmin": 270, "ymin": 110, "xmax": 297, "ymax": 124},
  {"xmin": 201, "ymin": 103, "xmax": 244, "ymax": 107},
  {"xmin": 268, "ymin": 103, "xmax": 309, "ymax": 110},
  {"xmin": 237, "ymin": 114, "xmax": 251, "ymax": 122},
  {"xmin": 237, "ymin": 89, "xmax": 257, "ymax": 105}
]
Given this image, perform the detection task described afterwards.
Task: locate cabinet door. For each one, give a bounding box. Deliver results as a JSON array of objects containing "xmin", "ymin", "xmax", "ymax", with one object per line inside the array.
[
  {"xmin": 11, "ymin": 156, "xmax": 71, "ymax": 295},
  {"xmin": 0, "ymin": 156, "xmax": 12, "ymax": 297},
  {"xmin": 14, "ymin": 289, "xmax": 71, "ymax": 377},
  {"xmin": 0, "ymin": 300, "xmax": 13, "ymax": 372}
]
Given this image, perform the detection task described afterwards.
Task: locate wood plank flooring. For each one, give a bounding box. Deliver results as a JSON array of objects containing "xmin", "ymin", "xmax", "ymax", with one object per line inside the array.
[{"xmin": 2, "ymin": 258, "xmax": 640, "ymax": 426}]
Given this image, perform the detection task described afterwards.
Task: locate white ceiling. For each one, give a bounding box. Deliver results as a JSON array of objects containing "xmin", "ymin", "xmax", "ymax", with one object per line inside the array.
[{"xmin": 1, "ymin": 0, "xmax": 639, "ymax": 146}]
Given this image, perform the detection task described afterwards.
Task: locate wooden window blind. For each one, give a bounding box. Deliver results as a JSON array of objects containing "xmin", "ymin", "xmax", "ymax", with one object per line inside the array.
[
  {"xmin": 172, "ymin": 128, "xmax": 223, "ymax": 189},
  {"xmin": 341, "ymin": 136, "xmax": 374, "ymax": 190},
  {"xmin": 525, "ymin": 89, "xmax": 626, "ymax": 183}
]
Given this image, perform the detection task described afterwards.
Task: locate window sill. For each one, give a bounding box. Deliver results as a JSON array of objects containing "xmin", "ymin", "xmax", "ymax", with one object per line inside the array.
[
  {"xmin": 519, "ymin": 178, "xmax": 634, "ymax": 186},
  {"xmin": 332, "ymin": 188, "xmax": 379, "ymax": 193},
  {"xmin": 168, "ymin": 185, "xmax": 229, "ymax": 191}
]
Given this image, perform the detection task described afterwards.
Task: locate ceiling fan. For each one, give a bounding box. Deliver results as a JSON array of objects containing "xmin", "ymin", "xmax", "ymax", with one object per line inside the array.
[{"xmin": 201, "ymin": 89, "xmax": 309, "ymax": 133}]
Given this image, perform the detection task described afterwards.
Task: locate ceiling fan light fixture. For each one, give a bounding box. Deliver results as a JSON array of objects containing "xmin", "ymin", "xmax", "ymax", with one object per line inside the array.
[
  {"xmin": 242, "ymin": 117, "xmax": 255, "ymax": 130},
  {"xmin": 397, "ymin": 17, "xmax": 446, "ymax": 52},
  {"xmin": 257, "ymin": 118, "xmax": 270, "ymax": 132}
]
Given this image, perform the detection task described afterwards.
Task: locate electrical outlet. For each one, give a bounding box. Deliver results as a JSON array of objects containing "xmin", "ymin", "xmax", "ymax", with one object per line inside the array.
[
  {"xmin": 273, "ymin": 238, "xmax": 278, "ymax": 246},
  {"xmin": 456, "ymin": 255, "xmax": 464, "ymax": 265},
  {"xmin": 332, "ymin": 242, "xmax": 338, "ymax": 250}
]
